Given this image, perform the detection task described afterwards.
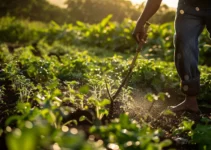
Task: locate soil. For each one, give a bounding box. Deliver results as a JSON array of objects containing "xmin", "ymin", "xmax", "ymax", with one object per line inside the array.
[
  {"xmin": 128, "ymin": 88, "xmax": 211, "ymax": 150},
  {"xmin": 128, "ymin": 88, "xmax": 183, "ymax": 119},
  {"xmin": 0, "ymin": 81, "xmax": 210, "ymax": 150}
]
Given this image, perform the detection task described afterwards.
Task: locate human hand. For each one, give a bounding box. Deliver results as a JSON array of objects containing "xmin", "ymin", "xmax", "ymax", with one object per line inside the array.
[{"xmin": 132, "ymin": 22, "xmax": 149, "ymax": 44}]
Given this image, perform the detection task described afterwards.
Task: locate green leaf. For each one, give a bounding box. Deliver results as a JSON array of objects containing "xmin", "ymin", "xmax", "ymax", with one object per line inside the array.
[
  {"xmin": 158, "ymin": 92, "xmax": 166, "ymax": 101},
  {"xmin": 79, "ymin": 116, "xmax": 86, "ymax": 122},
  {"xmin": 6, "ymin": 128, "xmax": 36, "ymax": 150},
  {"xmin": 160, "ymin": 139, "xmax": 172, "ymax": 148},
  {"xmin": 99, "ymin": 99, "xmax": 110, "ymax": 107},
  {"xmin": 100, "ymin": 14, "xmax": 113, "ymax": 27},
  {"xmin": 145, "ymin": 93, "xmax": 154, "ymax": 102},
  {"xmin": 79, "ymin": 85, "xmax": 89, "ymax": 94},
  {"xmin": 76, "ymin": 21, "xmax": 86, "ymax": 27},
  {"xmin": 5, "ymin": 116, "xmax": 21, "ymax": 126}
]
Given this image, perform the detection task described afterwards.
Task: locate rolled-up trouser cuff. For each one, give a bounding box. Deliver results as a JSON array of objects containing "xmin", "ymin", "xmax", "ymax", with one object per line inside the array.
[{"xmin": 181, "ymin": 77, "xmax": 200, "ymax": 96}]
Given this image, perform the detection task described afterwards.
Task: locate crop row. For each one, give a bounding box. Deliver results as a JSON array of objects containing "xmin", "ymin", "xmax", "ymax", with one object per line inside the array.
[
  {"xmin": 1, "ymin": 16, "xmax": 211, "ymax": 65},
  {"xmin": 1, "ymin": 43, "xmax": 211, "ymax": 149}
]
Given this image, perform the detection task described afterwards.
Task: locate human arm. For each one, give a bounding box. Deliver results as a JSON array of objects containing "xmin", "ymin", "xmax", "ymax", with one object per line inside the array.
[{"xmin": 133, "ymin": 0, "xmax": 162, "ymax": 43}]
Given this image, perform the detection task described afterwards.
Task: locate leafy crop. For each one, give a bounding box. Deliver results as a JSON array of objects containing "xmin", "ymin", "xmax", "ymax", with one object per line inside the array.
[
  {"xmin": 1, "ymin": 16, "xmax": 211, "ymax": 65},
  {"xmin": 1, "ymin": 17, "xmax": 211, "ymax": 150},
  {"xmin": 0, "ymin": 17, "xmax": 46, "ymax": 44}
]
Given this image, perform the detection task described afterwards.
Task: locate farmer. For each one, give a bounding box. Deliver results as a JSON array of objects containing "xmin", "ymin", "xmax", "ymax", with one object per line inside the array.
[{"xmin": 133, "ymin": 0, "xmax": 211, "ymax": 114}]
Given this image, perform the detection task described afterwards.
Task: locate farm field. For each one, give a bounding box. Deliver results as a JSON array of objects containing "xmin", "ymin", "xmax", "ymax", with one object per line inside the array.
[{"xmin": 0, "ymin": 16, "xmax": 211, "ymax": 150}]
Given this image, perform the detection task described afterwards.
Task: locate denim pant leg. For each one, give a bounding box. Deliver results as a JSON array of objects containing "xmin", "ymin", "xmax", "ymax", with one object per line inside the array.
[
  {"xmin": 205, "ymin": 9, "xmax": 211, "ymax": 38},
  {"xmin": 174, "ymin": 3, "xmax": 205, "ymax": 96}
]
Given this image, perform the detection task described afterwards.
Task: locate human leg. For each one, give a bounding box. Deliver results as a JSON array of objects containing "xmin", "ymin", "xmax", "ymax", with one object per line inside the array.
[
  {"xmin": 205, "ymin": 10, "xmax": 211, "ymax": 38},
  {"xmin": 171, "ymin": 3, "xmax": 205, "ymax": 112}
]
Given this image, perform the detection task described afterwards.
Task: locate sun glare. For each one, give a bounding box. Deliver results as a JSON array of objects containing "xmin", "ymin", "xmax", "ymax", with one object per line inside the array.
[
  {"xmin": 130, "ymin": 0, "xmax": 142, "ymax": 4},
  {"xmin": 48, "ymin": 0, "xmax": 179, "ymax": 8},
  {"xmin": 130, "ymin": 0, "xmax": 178, "ymax": 8}
]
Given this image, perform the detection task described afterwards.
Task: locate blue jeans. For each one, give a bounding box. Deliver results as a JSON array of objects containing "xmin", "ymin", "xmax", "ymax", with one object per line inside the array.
[{"xmin": 174, "ymin": 0, "xmax": 211, "ymax": 96}]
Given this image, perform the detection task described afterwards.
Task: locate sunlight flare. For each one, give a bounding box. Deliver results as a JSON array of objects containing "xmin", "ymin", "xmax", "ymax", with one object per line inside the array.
[
  {"xmin": 48, "ymin": 0, "xmax": 178, "ymax": 8},
  {"xmin": 130, "ymin": 0, "xmax": 178, "ymax": 8}
]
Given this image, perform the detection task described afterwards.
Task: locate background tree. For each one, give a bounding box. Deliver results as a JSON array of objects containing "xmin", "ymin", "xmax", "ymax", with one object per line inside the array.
[
  {"xmin": 65, "ymin": 0, "xmax": 175, "ymax": 24},
  {"xmin": 0, "ymin": 0, "xmax": 175, "ymax": 24},
  {"xmin": 150, "ymin": 4, "xmax": 175, "ymax": 24},
  {"xmin": 65, "ymin": 0, "xmax": 140, "ymax": 23},
  {"xmin": 0, "ymin": 0, "xmax": 68, "ymax": 24}
]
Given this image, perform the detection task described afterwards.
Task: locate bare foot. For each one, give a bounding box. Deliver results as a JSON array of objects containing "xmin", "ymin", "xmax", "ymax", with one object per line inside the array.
[{"xmin": 169, "ymin": 96, "xmax": 199, "ymax": 113}]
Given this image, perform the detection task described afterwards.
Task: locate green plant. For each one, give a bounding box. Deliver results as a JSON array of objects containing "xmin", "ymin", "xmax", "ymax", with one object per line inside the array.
[
  {"xmin": 0, "ymin": 27, "xmax": 211, "ymax": 150},
  {"xmin": 90, "ymin": 113, "xmax": 172, "ymax": 150},
  {"xmin": 192, "ymin": 118, "xmax": 211, "ymax": 150}
]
